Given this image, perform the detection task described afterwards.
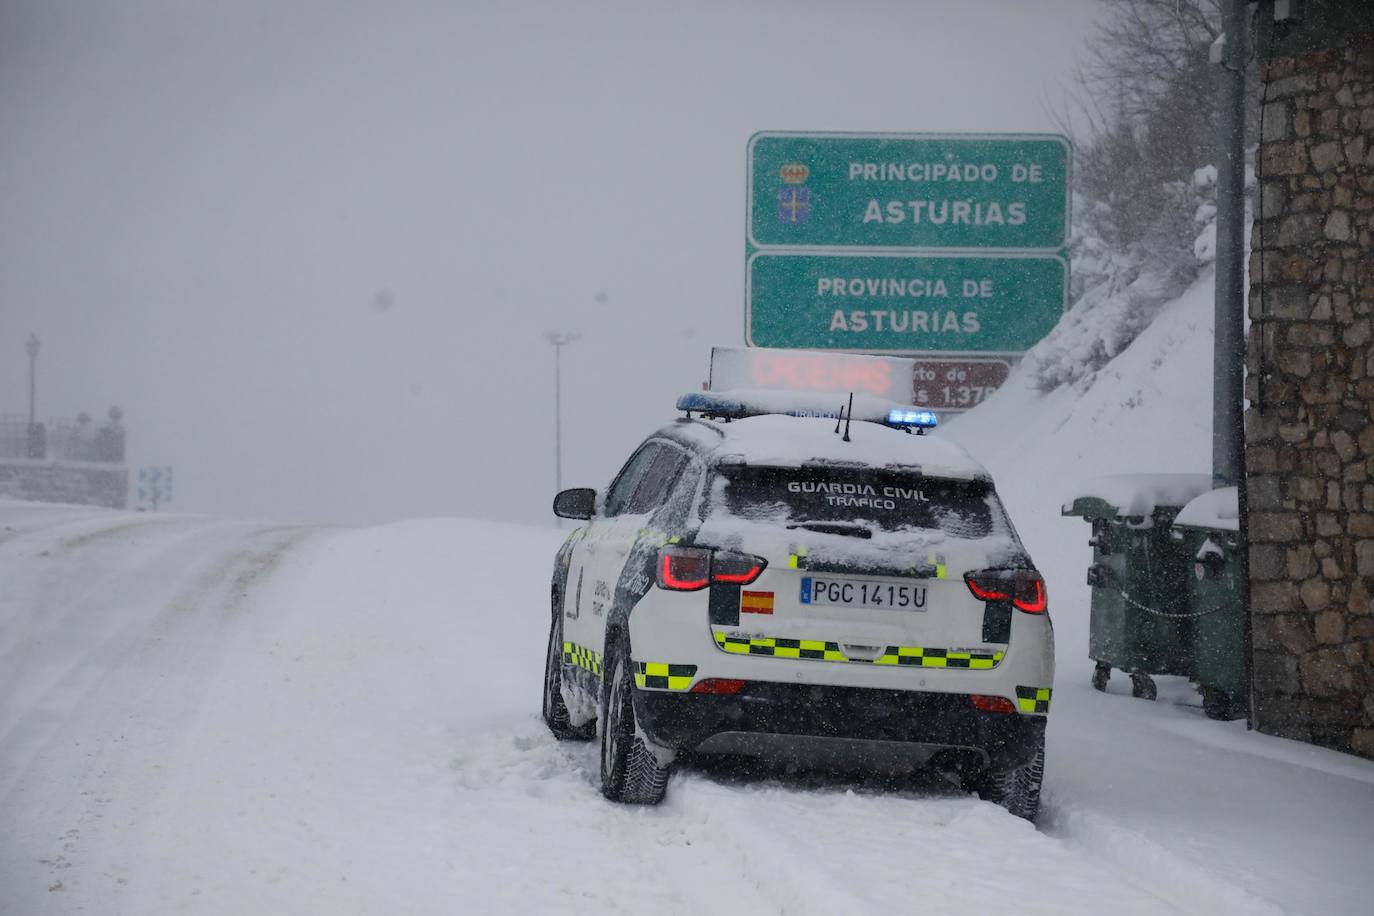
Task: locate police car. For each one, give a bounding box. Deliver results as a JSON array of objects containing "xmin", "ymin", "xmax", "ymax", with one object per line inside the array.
[{"xmin": 542, "ymin": 390, "xmax": 1053, "ymax": 819}]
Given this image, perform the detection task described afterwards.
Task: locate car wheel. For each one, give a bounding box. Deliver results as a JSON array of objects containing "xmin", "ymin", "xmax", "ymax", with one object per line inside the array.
[
  {"xmin": 599, "ymin": 641, "xmax": 671, "ymax": 805},
  {"xmin": 973, "ymin": 732, "xmax": 1045, "ymax": 821},
  {"xmin": 542, "ymin": 609, "xmax": 594, "ymax": 741},
  {"xmin": 1091, "ymin": 660, "xmax": 1111, "ymax": 692}
]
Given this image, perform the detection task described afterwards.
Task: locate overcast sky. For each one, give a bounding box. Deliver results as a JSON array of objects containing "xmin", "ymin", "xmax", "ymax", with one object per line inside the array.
[{"xmin": 1, "ymin": 0, "xmax": 1100, "ymax": 526}]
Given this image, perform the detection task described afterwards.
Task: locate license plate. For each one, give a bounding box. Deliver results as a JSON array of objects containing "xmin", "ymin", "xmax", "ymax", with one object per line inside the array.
[{"xmin": 799, "ymin": 577, "xmax": 927, "ymax": 610}]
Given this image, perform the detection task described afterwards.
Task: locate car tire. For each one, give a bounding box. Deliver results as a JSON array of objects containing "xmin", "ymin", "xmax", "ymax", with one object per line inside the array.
[
  {"xmin": 599, "ymin": 642, "xmax": 671, "ymax": 805},
  {"xmin": 542, "ymin": 609, "xmax": 594, "ymax": 741},
  {"xmin": 973, "ymin": 732, "xmax": 1045, "ymax": 822}
]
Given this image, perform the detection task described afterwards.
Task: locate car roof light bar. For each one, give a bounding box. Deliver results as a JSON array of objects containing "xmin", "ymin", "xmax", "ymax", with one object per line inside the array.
[
  {"xmin": 886, "ymin": 408, "xmax": 939, "ymax": 433},
  {"xmin": 677, "ymin": 391, "xmax": 748, "ymax": 420},
  {"xmin": 678, "ymin": 389, "xmax": 934, "ymax": 432}
]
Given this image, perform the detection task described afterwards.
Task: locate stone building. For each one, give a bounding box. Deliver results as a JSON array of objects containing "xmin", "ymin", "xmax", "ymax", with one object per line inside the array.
[{"xmin": 1246, "ymin": 0, "xmax": 1374, "ymax": 759}]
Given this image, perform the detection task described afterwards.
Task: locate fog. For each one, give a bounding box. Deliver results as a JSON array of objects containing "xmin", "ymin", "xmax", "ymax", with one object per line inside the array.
[{"xmin": 1, "ymin": 0, "xmax": 1098, "ymax": 526}]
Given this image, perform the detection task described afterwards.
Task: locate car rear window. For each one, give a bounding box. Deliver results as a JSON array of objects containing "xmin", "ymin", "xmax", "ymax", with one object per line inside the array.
[{"xmin": 712, "ymin": 465, "xmax": 999, "ymax": 539}]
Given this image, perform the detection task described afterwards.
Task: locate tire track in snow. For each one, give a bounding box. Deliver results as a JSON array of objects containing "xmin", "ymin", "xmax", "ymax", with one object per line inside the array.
[
  {"xmin": 663, "ymin": 769, "xmax": 1186, "ymax": 916},
  {"xmin": 0, "ymin": 523, "xmax": 320, "ymax": 912},
  {"xmin": 0, "ymin": 504, "xmax": 135, "ymax": 548},
  {"xmin": 425, "ymin": 713, "xmax": 796, "ymax": 914},
  {"xmin": 431, "ymin": 714, "xmax": 1187, "ymax": 916},
  {"xmin": 0, "ymin": 517, "xmax": 280, "ymax": 765},
  {"xmin": 0, "ymin": 516, "xmax": 226, "ymax": 757},
  {"xmin": 1040, "ymin": 799, "xmax": 1290, "ymax": 916},
  {"xmin": 0, "ymin": 512, "xmax": 173, "ymax": 554}
]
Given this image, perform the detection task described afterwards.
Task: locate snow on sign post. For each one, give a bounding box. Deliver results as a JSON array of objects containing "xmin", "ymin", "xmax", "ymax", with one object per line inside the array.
[{"xmin": 745, "ymin": 131, "xmax": 1071, "ymax": 364}]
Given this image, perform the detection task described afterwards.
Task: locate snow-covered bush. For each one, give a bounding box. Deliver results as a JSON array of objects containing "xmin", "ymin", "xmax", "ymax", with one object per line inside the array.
[
  {"xmin": 1029, "ymin": 166, "xmax": 1220, "ymax": 392},
  {"xmin": 1030, "ymin": 0, "xmax": 1250, "ymax": 392}
]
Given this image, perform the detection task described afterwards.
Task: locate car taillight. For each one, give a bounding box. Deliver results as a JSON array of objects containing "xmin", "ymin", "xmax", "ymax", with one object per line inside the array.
[
  {"xmin": 964, "ymin": 569, "xmax": 1048, "ymax": 614},
  {"xmin": 970, "ymin": 694, "xmax": 1017, "ymax": 714},
  {"xmin": 690, "ymin": 678, "xmax": 747, "ymax": 695},
  {"xmin": 711, "ymin": 550, "xmax": 766, "ymax": 585},
  {"xmin": 1014, "ymin": 576, "xmax": 1047, "ymax": 613},
  {"xmin": 658, "ymin": 545, "xmax": 711, "ymax": 591},
  {"xmin": 656, "ymin": 545, "xmax": 766, "ymax": 591},
  {"xmin": 965, "ymin": 575, "xmax": 1009, "ymax": 602}
]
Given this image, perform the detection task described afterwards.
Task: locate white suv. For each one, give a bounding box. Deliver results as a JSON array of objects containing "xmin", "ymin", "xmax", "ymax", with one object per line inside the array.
[{"xmin": 542, "ymin": 392, "xmax": 1053, "ymax": 819}]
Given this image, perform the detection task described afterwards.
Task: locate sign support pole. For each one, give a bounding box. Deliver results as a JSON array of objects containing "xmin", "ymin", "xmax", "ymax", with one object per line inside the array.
[
  {"xmin": 1213, "ymin": 1, "xmax": 1248, "ymax": 488},
  {"xmin": 545, "ymin": 331, "xmax": 581, "ymax": 525},
  {"xmin": 1212, "ymin": 0, "xmax": 1252, "ymax": 730}
]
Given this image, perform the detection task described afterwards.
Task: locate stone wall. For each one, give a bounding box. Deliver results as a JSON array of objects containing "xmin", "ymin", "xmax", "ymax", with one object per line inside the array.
[
  {"xmin": 1246, "ymin": 23, "xmax": 1374, "ymax": 759},
  {"xmin": 0, "ymin": 461, "xmax": 129, "ymax": 510}
]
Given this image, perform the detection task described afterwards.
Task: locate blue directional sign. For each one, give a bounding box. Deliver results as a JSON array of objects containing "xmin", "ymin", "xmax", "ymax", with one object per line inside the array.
[{"xmin": 137, "ymin": 465, "xmax": 174, "ymax": 511}]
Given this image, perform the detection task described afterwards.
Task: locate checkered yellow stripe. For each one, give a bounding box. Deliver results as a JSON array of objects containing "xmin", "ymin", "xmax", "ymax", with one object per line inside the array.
[
  {"xmin": 633, "ymin": 661, "xmax": 697, "ymax": 691},
  {"xmin": 562, "ymin": 641, "xmax": 602, "ymax": 679},
  {"xmin": 1015, "ymin": 686, "xmax": 1052, "ymax": 714},
  {"xmin": 712, "ymin": 631, "xmax": 1004, "ymax": 669},
  {"xmin": 714, "ymin": 632, "xmax": 848, "ymax": 661},
  {"xmin": 873, "ymin": 646, "xmax": 1002, "ymax": 669}
]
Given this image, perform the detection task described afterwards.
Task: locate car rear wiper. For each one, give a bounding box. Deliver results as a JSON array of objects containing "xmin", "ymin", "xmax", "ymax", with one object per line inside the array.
[{"xmin": 786, "ymin": 521, "xmax": 873, "ymax": 539}]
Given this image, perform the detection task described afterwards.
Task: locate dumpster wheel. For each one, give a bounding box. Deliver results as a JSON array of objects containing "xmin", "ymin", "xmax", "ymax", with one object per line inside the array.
[
  {"xmin": 1091, "ymin": 661, "xmax": 1111, "ymax": 692},
  {"xmin": 1129, "ymin": 672, "xmax": 1157, "ymax": 701},
  {"xmin": 1201, "ymin": 686, "xmax": 1245, "ymax": 721}
]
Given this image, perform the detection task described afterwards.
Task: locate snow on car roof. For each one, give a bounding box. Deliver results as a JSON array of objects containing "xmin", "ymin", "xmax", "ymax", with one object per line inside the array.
[{"xmin": 691, "ymin": 413, "xmax": 990, "ymax": 481}]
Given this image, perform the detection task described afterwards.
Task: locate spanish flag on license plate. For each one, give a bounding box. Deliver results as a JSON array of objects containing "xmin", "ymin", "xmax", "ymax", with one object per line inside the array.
[{"xmin": 740, "ymin": 590, "xmax": 774, "ymax": 615}]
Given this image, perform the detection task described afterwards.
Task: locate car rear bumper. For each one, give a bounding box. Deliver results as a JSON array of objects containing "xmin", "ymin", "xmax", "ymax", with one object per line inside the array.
[{"xmin": 634, "ymin": 681, "xmax": 1046, "ymax": 775}]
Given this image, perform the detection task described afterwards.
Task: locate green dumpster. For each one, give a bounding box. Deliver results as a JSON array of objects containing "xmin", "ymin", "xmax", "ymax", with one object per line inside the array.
[
  {"xmin": 1063, "ymin": 474, "xmax": 1213, "ymax": 700},
  {"xmin": 1172, "ymin": 487, "xmax": 1247, "ymax": 720}
]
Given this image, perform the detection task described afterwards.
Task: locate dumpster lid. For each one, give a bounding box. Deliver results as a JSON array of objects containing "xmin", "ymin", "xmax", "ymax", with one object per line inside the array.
[
  {"xmin": 1174, "ymin": 486, "xmax": 1239, "ymax": 532},
  {"xmin": 1062, "ymin": 473, "xmax": 1214, "ymax": 520}
]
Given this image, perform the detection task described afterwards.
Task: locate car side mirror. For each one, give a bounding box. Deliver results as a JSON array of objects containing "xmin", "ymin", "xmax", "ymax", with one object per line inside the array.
[{"xmin": 553, "ymin": 487, "xmax": 596, "ymax": 520}]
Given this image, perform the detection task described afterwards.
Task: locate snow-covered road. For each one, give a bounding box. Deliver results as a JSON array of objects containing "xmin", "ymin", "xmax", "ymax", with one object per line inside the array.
[{"xmin": 2, "ymin": 502, "xmax": 1371, "ymax": 915}]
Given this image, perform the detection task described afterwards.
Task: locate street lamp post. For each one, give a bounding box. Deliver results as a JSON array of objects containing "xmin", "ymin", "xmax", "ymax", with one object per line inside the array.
[
  {"xmin": 26, "ymin": 334, "xmax": 39, "ymax": 427},
  {"xmin": 25, "ymin": 334, "xmax": 41, "ymax": 459},
  {"xmin": 544, "ymin": 331, "xmax": 582, "ymax": 512}
]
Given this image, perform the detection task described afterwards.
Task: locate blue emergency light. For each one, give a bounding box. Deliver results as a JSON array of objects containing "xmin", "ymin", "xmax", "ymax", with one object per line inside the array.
[
  {"xmin": 676, "ymin": 392, "xmax": 749, "ymax": 419},
  {"xmin": 885, "ymin": 408, "xmax": 939, "ymax": 430}
]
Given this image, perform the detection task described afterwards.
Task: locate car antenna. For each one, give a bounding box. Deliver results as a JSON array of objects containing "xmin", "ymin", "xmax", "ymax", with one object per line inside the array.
[{"xmin": 842, "ymin": 392, "xmax": 854, "ymax": 442}]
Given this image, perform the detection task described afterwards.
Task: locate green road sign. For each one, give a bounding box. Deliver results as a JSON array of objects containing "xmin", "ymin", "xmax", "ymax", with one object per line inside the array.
[
  {"xmin": 749, "ymin": 132, "xmax": 1071, "ymax": 251},
  {"xmin": 746, "ymin": 251, "xmax": 1067, "ymax": 355}
]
